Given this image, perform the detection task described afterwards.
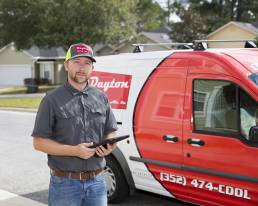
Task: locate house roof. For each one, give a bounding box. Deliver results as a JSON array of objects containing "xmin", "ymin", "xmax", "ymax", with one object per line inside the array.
[
  {"xmin": 140, "ymin": 32, "xmax": 172, "ymax": 44},
  {"xmin": 25, "ymin": 46, "xmax": 66, "ymax": 60},
  {"xmin": 150, "ymin": 26, "xmax": 172, "ymax": 34},
  {"xmin": 0, "ymin": 42, "xmax": 66, "ymax": 60},
  {"xmin": 93, "ymin": 26, "xmax": 173, "ymax": 55},
  {"xmin": 93, "ymin": 43, "xmax": 114, "ymax": 53},
  {"xmin": 207, "ymin": 21, "xmax": 258, "ymax": 38}
]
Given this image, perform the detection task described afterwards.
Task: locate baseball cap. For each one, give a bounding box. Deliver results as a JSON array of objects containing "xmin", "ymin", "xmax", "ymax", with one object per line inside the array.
[{"xmin": 65, "ymin": 43, "xmax": 96, "ymax": 62}]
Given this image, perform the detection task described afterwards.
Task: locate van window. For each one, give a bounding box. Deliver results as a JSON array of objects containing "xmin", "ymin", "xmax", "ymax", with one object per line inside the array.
[
  {"xmin": 193, "ymin": 80, "xmax": 238, "ymax": 133},
  {"xmin": 193, "ymin": 79, "xmax": 258, "ymax": 142},
  {"xmin": 249, "ymin": 73, "xmax": 258, "ymax": 86},
  {"xmin": 240, "ymin": 89, "xmax": 257, "ymax": 140}
]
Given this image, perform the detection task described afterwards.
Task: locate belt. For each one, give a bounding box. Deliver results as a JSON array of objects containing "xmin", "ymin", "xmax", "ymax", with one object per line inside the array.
[{"xmin": 51, "ymin": 168, "xmax": 103, "ymax": 180}]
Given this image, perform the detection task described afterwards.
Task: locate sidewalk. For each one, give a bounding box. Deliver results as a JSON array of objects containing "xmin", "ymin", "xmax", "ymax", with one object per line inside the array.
[
  {"xmin": 0, "ymin": 107, "xmax": 37, "ymax": 113},
  {"xmin": 0, "ymin": 93, "xmax": 45, "ymax": 99},
  {"xmin": 0, "ymin": 190, "xmax": 47, "ymax": 206}
]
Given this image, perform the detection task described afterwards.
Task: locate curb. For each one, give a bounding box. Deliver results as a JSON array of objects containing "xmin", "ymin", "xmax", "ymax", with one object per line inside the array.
[
  {"xmin": 0, "ymin": 107, "xmax": 37, "ymax": 113},
  {"xmin": 0, "ymin": 93, "xmax": 45, "ymax": 99},
  {"xmin": 0, "ymin": 190, "xmax": 47, "ymax": 206}
]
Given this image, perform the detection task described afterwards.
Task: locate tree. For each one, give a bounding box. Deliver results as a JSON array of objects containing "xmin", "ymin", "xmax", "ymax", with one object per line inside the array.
[
  {"xmin": 0, "ymin": 0, "xmax": 167, "ymax": 49},
  {"xmin": 169, "ymin": 0, "xmax": 258, "ymax": 42},
  {"xmin": 135, "ymin": 0, "xmax": 166, "ymax": 33},
  {"xmin": 0, "ymin": 0, "xmax": 45, "ymax": 49}
]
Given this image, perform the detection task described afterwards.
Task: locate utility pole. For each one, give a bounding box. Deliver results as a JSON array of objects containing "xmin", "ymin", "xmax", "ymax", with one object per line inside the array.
[{"xmin": 167, "ymin": 0, "xmax": 171, "ymax": 25}]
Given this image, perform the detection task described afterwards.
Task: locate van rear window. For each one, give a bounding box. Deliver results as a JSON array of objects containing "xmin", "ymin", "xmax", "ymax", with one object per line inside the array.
[{"xmin": 249, "ymin": 73, "xmax": 258, "ymax": 86}]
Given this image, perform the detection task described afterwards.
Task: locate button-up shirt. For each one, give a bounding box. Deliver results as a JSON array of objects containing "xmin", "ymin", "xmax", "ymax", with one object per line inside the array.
[{"xmin": 32, "ymin": 81, "xmax": 118, "ymax": 171}]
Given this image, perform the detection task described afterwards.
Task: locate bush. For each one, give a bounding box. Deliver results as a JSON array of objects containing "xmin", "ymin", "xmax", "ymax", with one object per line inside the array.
[
  {"xmin": 39, "ymin": 78, "xmax": 50, "ymax": 85},
  {"xmin": 24, "ymin": 78, "xmax": 50, "ymax": 86},
  {"xmin": 26, "ymin": 85, "xmax": 39, "ymax": 93},
  {"xmin": 24, "ymin": 78, "xmax": 39, "ymax": 86}
]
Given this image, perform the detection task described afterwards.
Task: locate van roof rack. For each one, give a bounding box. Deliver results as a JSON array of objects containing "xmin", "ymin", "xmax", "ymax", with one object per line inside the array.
[
  {"xmin": 132, "ymin": 43, "xmax": 193, "ymax": 53},
  {"xmin": 132, "ymin": 40, "xmax": 257, "ymax": 52},
  {"xmin": 193, "ymin": 39, "xmax": 257, "ymax": 51}
]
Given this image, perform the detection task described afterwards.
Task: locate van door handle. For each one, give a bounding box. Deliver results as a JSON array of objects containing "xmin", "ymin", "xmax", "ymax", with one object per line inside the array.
[
  {"xmin": 163, "ymin": 135, "xmax": 178, "ymax": 143},
  {"xmin": 187, "ymin": 138, "xmax": 205, "ymax": 147}
]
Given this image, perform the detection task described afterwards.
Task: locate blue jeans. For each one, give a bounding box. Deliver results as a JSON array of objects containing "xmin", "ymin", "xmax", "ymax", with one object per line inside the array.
[{"xmin": 48, "ymin": 172, "xmax": 107, "ymax": 206}]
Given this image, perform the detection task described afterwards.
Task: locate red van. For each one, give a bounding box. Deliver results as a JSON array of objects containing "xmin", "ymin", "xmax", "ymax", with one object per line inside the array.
[{"xmin": 90, "ymin": 41, "xmax": 258, "ymax": 206}]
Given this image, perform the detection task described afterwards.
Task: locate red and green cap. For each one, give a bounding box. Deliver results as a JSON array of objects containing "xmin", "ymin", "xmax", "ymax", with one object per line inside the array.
[{"xmin": 65, "ymin": 43, "xmax": 96, "ymax": 62}]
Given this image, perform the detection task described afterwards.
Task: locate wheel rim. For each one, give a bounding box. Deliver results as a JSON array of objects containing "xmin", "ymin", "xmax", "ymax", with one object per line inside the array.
[{"xmin": 104, "ymin": 165, "xmax": 116, "ymax": 197}]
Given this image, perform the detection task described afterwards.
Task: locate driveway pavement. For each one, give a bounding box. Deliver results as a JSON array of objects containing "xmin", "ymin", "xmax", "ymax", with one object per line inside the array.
[{"xmin": 0, "ymin": 110, "xmax": 193, "ymax": 206}]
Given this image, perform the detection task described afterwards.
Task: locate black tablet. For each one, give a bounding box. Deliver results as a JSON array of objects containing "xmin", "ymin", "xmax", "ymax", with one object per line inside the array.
[{"xmin": 89, "ymin": 135, "xmax": 130, "ymax": 148}]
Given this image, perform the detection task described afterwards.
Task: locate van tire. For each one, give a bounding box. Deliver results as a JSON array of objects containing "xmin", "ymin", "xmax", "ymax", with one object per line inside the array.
[{"xmin": 104, "ymin": 155, "xmax": 129, "ymax": 203}]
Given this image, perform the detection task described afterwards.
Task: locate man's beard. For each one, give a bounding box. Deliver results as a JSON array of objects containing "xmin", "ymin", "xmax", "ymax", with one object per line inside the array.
[{"xmin": 69, "ymin": 72, "xmax": 88, "ymax": 84}]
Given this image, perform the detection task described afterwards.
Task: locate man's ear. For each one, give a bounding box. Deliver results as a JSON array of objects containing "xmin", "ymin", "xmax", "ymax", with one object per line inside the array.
[{"xmin": 64, "ymin": 61, "xmax": 69, "ymax": 72}]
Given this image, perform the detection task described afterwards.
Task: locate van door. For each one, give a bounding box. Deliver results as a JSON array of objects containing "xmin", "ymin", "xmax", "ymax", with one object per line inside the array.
[
  {"xmin": 132, "ymin": 59, "xmax": 188, "ymax": 196},
  {"xmin": 182, "ymin": 74, "xmax": 258, "ymax": 206}
]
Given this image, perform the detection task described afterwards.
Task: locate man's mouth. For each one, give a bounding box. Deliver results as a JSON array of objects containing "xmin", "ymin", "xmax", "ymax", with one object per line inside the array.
[{"xmin": 76, "ymin": 73, "xmax": 86, "ymax": 76}]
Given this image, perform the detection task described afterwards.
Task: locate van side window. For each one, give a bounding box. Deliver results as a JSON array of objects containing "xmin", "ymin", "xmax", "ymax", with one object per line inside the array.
[
  {"xmin": 193, "ymin": 80, "xmax": 238, "ymax": 133},
  {"xmin": 193, "ymin": 80, "xmax": 258, "ymax": 141},
  {"xmin": 240, "ymin": 89, "xmax": 257, "ymax": 141}
]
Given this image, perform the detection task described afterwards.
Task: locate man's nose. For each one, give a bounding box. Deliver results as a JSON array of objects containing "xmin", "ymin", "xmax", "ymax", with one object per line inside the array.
[{"xmin": 78, "ymin": 66, "xmax": 85, "ymax": 72}]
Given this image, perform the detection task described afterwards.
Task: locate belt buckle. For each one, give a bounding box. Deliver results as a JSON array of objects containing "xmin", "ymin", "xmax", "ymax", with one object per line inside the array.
[{"xmin": 79, "ymin": 172, "xmax": 82, "ymax": 180}]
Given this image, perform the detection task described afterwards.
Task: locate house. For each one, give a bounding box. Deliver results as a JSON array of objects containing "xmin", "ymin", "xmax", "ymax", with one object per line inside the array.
[
  {"xmin": 207, "ymin": 21, "xmax": 258, "ymax": 48},
  {"xmin": 0, "ymin": 42, "xmax": 66, "ymax": 86},
  {"xmin": 94, "ymin": 44, "xmax": 115, "ymax": 56},
  {"xmin": 94, "ymin": 26, "xmax": 173, "ymax": 56}
]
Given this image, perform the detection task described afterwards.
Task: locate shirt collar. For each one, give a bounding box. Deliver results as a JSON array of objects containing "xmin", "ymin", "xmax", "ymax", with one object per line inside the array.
[{"xmin": 64, "ymin": 81, "xmax": 90, "ymax": 96}]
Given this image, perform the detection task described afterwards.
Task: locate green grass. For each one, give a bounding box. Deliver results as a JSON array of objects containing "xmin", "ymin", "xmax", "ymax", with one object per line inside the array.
[{"xmin": 0, "ymin": 97, "xmax": 42, "ymax": 109}]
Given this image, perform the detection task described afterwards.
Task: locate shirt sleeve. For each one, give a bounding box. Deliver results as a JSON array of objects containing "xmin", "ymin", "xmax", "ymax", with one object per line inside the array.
[
  {"xmin": 31, "ymin": 96, "xmax": 55, "ymax": 139},
  {"xmin": 104, "ymin": 103, "xmax": 118, "ymax": 135}
]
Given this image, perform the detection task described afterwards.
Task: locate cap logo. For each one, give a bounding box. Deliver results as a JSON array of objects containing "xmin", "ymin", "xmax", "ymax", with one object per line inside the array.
[{"xmin": 76, "ymin": 46, "xmax": 89, "ymax": 53}]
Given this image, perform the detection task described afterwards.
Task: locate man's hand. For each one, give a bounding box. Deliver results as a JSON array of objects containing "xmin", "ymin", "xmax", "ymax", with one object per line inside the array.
[
  {"xmin": 96, "ymin": 131, "xmax": 117, "ymax": 157},
  {"xmin": 76, "ymin": 142, "xmax": 96, "ymax": 159},
  {"xmin": 95, "ymin": 143, "xmax": 116, "ymax": 157}
]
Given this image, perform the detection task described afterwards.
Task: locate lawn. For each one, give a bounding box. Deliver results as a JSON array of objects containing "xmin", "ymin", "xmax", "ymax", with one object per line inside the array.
[{"xmin": 0, "ymin": 97, "xmax": 42, "ymax": 109}]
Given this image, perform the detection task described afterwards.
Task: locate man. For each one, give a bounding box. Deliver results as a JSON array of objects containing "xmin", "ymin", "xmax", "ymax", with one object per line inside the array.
[
  {"xmin": 32, "ymin": 43, "xmax": 117, "ymax": 206},
  {"xmin": 248, "ymin": 109, "xmax": 258, "ymax": 141}
]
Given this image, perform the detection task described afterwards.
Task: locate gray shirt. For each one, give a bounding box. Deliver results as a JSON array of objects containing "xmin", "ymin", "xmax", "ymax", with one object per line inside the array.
[{"xmin": 32, "ymin": 81, "xmax": 118, "ymax": 171}]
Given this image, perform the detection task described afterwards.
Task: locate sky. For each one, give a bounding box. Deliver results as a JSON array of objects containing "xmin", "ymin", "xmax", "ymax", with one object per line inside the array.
[
  {"xmin": 154, "ymin": 0, "xmax": 168, "ymax": 8},
  {"xmin": 154, "ymin": 0, "xmax": 181, "ymax": 22}
]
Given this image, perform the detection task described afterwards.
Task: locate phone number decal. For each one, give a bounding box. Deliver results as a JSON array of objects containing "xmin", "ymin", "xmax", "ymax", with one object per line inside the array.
[{"xmin": 160, "ymin": 172, "xmax": 251, "ymax": 200}]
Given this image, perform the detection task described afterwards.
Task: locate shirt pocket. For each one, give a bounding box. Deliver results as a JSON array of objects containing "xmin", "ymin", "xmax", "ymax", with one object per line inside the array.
[
  {"xmin": 89, "ymin": 107, "xmax": 106, "ymax": 125},
  {"xmin": 54, "ymin": 111, "xmax": 77, "ymax": 135}
]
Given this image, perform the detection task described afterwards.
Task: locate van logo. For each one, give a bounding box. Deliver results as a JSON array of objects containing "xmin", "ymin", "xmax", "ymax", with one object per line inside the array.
[
  {"xmin": 89, "ymin": 76, "xmax": 129, "ymax": 92},
  {"xmin": 89, "ymin": 71, "xmax": 132, "ymax": 109}
]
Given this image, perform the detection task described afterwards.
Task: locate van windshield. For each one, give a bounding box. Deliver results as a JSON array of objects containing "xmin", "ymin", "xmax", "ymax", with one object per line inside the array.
[{"xmin": 249, "ymin": 73, "xmax": 258, "ymax": 86}]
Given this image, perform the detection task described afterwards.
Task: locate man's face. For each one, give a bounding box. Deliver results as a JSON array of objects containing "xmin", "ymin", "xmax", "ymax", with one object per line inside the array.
[{"xmin": 64, "ymin": 57, "xmax": 93, "ymax": 84}]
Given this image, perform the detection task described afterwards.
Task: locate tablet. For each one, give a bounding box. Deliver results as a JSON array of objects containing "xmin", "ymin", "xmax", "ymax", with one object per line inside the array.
[{"xmin": 89, "ymin": 135, "xmax": 130, "ymax": 148}]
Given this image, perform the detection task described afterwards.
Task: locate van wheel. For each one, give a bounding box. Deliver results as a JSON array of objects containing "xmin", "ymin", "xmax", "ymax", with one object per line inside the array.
[{"xmin": 104, "ymin": 156, "xmax": 129, "ymax": 203}]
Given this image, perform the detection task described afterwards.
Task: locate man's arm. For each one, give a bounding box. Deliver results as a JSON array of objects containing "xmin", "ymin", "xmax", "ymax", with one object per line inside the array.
[{"xmin": 33, "ymin": 137, "xmax": 96, "ymax": 160}]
